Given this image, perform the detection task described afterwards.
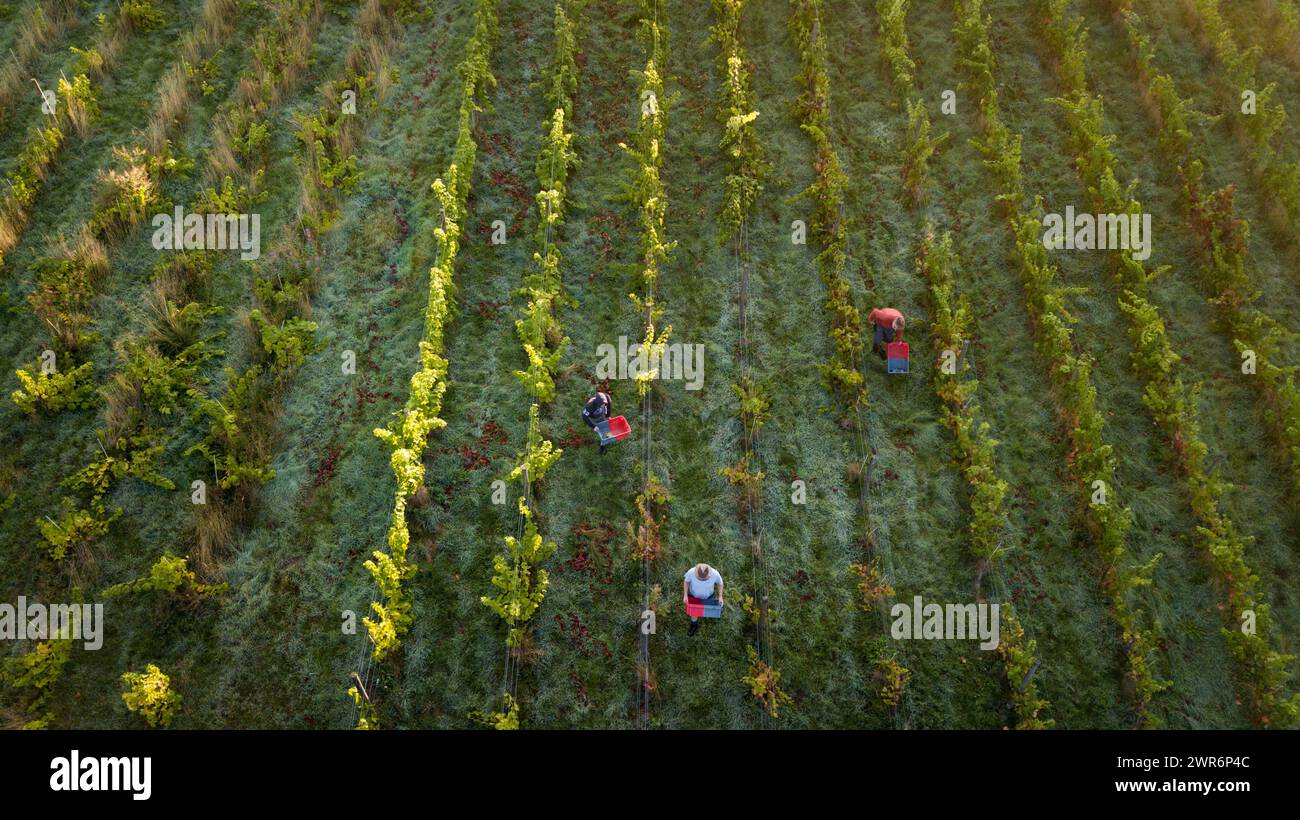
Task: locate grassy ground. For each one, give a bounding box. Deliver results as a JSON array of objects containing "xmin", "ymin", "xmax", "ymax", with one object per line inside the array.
[
  {"xmin": 987, "ymin": 0, "xmax": 1276, "ymax": 726},
  {"xmin": 1075, "ymin": 0, "xmax": 1300, "ymax": 714},
  {"xmin": 0, "ymin": 0, "xmax": 1294, "ymax": 728},
  {"xmin": 0, "ymin": 0, "xmax": 91, "ymax": 173}
]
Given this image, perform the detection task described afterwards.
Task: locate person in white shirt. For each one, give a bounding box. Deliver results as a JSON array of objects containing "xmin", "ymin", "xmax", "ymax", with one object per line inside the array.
[{"xmin": 682, "ymin": 563, "xmax": 723, "ymax": 636}]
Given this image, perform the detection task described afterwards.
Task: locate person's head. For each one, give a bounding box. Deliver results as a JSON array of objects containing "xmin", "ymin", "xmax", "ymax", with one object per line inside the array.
[
  {"xmin": 893, "ymin": 316, "xmax": 906, "ymax": 332},
  {"xmin": 695, "ymin": 563, "xmax": 711, "ymax": 579}
]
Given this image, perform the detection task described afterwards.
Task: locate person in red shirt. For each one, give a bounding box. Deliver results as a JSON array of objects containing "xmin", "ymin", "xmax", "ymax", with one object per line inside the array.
[{"xmin": 868, "ymin": 307, "xmax": 905, "ymax": 360}]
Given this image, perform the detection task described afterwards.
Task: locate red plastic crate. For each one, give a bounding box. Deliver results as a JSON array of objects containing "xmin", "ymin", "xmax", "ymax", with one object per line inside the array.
[
  {"xmin": 595, "ymin": 416, "xmax": 630, "ymax": 445},
  {"xmin": 887, "ymin": 341, "xmax": 910, "ymax": 374},
  {"xmin": 685, "ymin": 596, "xmax": 723, "ymax": 619}
]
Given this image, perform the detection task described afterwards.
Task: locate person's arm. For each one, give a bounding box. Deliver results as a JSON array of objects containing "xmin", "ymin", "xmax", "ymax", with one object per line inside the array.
[
  {"xmin": 716, "ymin": 576, "xmax": 724, "ymax": 605},
  {"xmin": 683, "ymin": 578, "xmax": 689, "ymax": 604}
]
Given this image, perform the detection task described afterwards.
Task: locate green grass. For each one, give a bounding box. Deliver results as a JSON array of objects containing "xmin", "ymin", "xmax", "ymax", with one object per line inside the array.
[{"xmin": 1, "ymin": 0, "xmax": 1295, "ymax": 728}]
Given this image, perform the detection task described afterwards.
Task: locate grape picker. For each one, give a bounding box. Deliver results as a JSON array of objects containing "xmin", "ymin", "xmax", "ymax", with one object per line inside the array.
[
  {"xmin": 582, "ymin": 389, "xmax": 613, "ymax": 454},
  {"xmin": 682, "ymin": 563, "xmax": 724, "ymax": 636},
  {"xmin": 868, "ymin": 307, "xmax": 906, "ymax": 360}
]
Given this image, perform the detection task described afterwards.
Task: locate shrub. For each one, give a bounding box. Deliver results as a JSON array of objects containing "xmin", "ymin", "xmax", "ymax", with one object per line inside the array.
[
  {"xmin": 70, "ymin": 46, "xmax": 105, "ymax": 76},
  {"xmin": 469, "ymin": 693, "xmax": 519, "ymax": 730},
  {"xmin": 11, "ymin": 360, "xmax": 96, "ymax": 414},
  {"xmin": 743, "ymin": 647, "xmax": 791, "ymax": 717},
  {"xmin": 876, "ymin": 0, "xmax": 915, "ymax": 94},
  {"xmin": 712, "ymin": 0, "xmax": 764, "ymax": 239},
  {"xmin": 875, "ymin": 655, "xmax": 910, "ymax": 708},
  {"xmin": 3, "ymin": 636, "xmax": 72, "ymax": 694},
  {"xmin": 66, "ymin": 427, "xmax": 175, "ymax": 504},
  {"xmin": 121, "ymin": 338, "xmax": 217, "ymax": 416},
  {"xmin": 363, "ymin": 0, "xmax": 500, "ymax": 664},
  {"xmin": 120, "ymin": 664, "xmax": 180, "ymax": 727},
  {"xmin": 144, "ymin": 289, "xmax": 221, "ymax": 352},
  {"xmin": 3, "ymin": 631, "xmax": 72, "ymax": 727},
  {"xmin": 120, "ymin": 0, "xmax": 165, "ymax": 32},
  {"xmin": 196, "ymin": 172, "xmax": 267, "ymax": 213},
  {"xmin": 627, "ymin": 475, "xmax": 669, "ymax": 561},
  {"xmin": 4, "ymin": 123, "xmax": 64, "ymax": 217},
  {"xmin": 348, "ymin": 684, "xmax": 379, "ymax": 729},
  {"xmin": 91, "ymin": 144, "xmax": 188, "ymax": 238},
  {"xmin": 293, "ymin": 106, "xmax": 361, "ymax": 212},
  {"xmin": 792, "ymin": 0, "xmax": 867, "ymax": 409},
  {"xmin": 103, "ymin": 554, "xmax": 226, "ymax": 600},
  {"xmin": 185, "ymin": 366, "xmax": 275, "ymax": 490},
  {"xmin": 228, "ymin": 105, "xmax": 271, "ymax": 158},
  {"xmin": 732, "ymin": 377, "xmax": 769, "ymax": 436},
  {"xmin": 28, "ymin": 256, "xmax": 99, "ymax": 350},
  {"xmin": 481, "ymin": 508, "xmax": 557, "ymax": 647},
  {"xmin": 998, "ymin": 608, "xmax": 1054, "ymax": 729},
  {"xmin": 507, "ymin": 405, "xmax": 561, "ymax": 484},
  {"xmin": 250, "ymin": 310, "xmax": 320, "ymax": 373},
  {"xmin": 37, "ymin": 497, "xmax": 121, "ymax": 561},
  {"xmin": 56, "ymin": 73, "xmax": 98, "ymax": 137},
  {"xmin": 850, "ymin": 561, "xmax": 894, "ymax": 610},
  {"xmin": 900, "ymin": 99, "xmax": 948, "ymax": 207}
]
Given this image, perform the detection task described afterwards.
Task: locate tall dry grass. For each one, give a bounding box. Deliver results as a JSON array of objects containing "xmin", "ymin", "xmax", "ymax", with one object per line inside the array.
[
  {"xmin": 200, "ymin": 0, "xmax": 236, "ymax": 47},
  {"xmin": 50, "ymin": 226, "xmax": 109, "ymax": 280},
  {"xmin": 148, "ymin": 64, "xmax": 189, "ymax": 153},
  {"xmin": 206, "ymin": 121, "xmax": 242, "ymax": 182},
  {"xmin": 0, "ymin": 0, "xmax": 77, "ymax": 110},
  {"xmin": 101, "ymin": 370, "xmax": 144, "ymax": 447},
  {"xmin": 140, "ymin": 0, "xmax": 240, "ymax": 154},
  {"xmin": 350, "ymin": 0, "xmax": 397, "ymax": 103},
  {"xmin": 60, "ymin": 73, "xmax": 97, "ymax": 137},
  {"xmin": 0, "ymin": 202, "xmax": 20, "ymax": 257}
]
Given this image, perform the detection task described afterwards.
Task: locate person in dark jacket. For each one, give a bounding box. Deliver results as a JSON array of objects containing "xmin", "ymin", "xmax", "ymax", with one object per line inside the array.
[{"xmin": 582, "ymin": 390, "xmax": 612, "ymax": 454}]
